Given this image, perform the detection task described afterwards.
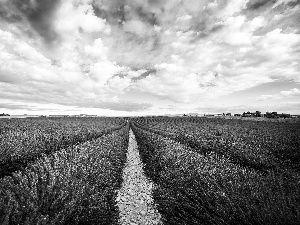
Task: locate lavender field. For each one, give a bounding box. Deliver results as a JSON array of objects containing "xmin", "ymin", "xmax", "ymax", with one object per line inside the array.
[{"xmin": 0, "ymin": 117, "xmax": 299, "ymax": 224}]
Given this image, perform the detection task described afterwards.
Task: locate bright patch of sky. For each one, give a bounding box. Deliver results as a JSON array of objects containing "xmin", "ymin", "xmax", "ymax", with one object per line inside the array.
[{"xmin": 0, "ymin": 0, "xmax": 300, "ymax": 115}]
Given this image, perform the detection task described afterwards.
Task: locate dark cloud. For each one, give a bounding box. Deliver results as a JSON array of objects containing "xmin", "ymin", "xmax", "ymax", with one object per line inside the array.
[
  {"xmin": 211, "ymin": 24, "xmax": 223, "ymax": 33},
  {"xmin": 190, "ymin": 24, "xmax": 224, "ymax": 43},
  {"xmin": 111, "ymin": 68, "xmax": 156, "ymax": 80},
  {"xmin": 0, "ymin": 71, "xmax": 27, "ymax": 84},
  {"xmin": 247, "ymin": 0, "xmax": 275, "ymax": 10},
  {"xmin": 92, "ymin": 0, "xmax": 160, "ymax": 26},
  {"xmin": 134, "ymin": 6, "xmax": 159, "ymax": 26},
  {"xmin": 0, "ymin": 1, "xmax": 23, "ymax": 23},
  {"xmin": 132, "ymin": 69, "xmax": 156, "ymax": 81},
  {"xmin": 12, "ymin": 0, "xmax": 60, "ymax": 43},
  {"xmin": 112, "ymin": 73, "xmax": 127, "ymax": 79},
  {"xmin": 92, "ymin": 0, "xmax": 126, "ymax": 24},
  {"xmin": 287, "ymin": 0, "xmax": 300, "ymax": 7},
  {"xmin": 147, "ymin": 0, "xmax": 167, "ymax": 8}
]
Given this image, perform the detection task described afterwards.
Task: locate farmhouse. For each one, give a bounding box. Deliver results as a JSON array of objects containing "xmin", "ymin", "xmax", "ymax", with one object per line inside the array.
[
  {"xmin": 188, "ymin": 113, "xmax": 200, "ymax": 117},
  {"xmin": 48, "ymin": 115, "xmax": 70, "ymax": 117},
  {"xmin": 215, "ymin": 114, "xmax": 223, "ymax": 117}
]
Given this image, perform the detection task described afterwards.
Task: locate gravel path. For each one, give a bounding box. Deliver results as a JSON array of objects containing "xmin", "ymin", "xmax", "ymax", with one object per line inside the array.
[{"xmin": 116, "ymin": 129, "xmax": 162, "ymax": 225}]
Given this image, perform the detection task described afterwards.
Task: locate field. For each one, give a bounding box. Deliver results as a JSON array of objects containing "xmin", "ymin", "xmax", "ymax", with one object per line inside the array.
[
  {"xmin": 0, "ymin": 116, "xmax": 300, "ymax": 224},
  {"xmin": 132, "ymin": 117, "xmax": 300, "ymax": 225}
]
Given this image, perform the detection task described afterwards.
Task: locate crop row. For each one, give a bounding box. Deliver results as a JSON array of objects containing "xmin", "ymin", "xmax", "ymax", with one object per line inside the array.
[
  {"xmin": 133, "ymin": 117, "xmax": 300, "ymax": 172},
  {"xmin": 0, "ymin": 117, "xmax": 126, "ymax": 178},
  {"xmin": 133, "ymin": 121, "xmax": 277, "ymax": 172},
  {"xmin": 0, "ymin": 123, "xmax": 129, "ymax": 225},
  {"xmin": 131, "ymin": 122, "xmax": 300, "ymax": 225}
]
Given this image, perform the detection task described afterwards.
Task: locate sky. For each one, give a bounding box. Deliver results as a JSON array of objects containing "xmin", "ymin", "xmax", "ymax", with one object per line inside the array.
[{"xmin": 0, "ymin": 0, "xmax": 300, "ymax": 116}]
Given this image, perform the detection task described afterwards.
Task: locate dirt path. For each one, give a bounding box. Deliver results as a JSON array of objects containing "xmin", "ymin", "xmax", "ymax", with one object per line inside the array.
[{"xmin": 116, "ymin": 129, "xmax": 162, "ymax": 225}]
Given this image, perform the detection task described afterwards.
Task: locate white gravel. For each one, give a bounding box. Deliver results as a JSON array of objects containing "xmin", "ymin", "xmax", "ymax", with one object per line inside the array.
[{"xmin": 116, "ymin": 129, "xmax": 162, "ymax": 225}]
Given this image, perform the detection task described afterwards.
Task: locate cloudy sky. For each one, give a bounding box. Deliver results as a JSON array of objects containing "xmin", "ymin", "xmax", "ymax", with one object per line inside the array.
[{"xmin": 0, "ymin": 0, "xmax": 300, "ymax": 116}]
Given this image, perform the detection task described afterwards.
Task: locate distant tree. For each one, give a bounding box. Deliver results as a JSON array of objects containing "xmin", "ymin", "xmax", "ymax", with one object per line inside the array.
[
  {"xmin": 266, "ymin": 112, "xmax": 278, "ymax": 118},
  {"xmin": 255, "ymin": 111, "xmax": 261, "ymax": 117},
  {"xmin": 279, "ymin": 113, "xmax": 291, "ymax": 118}
]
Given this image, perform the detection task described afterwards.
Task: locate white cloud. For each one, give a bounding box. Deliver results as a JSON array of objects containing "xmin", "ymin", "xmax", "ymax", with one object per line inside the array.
[
  {"xmin": 0, "ymin": 29, "xmax": 61, "ymax": 84},
  {"xmin": 281, "ymin": 88, "xmax": 300, "ymax": 96},
  {"xmin": 217, "ymin": 0, "xmax": 250, "ymax": 18},
  {"xmin": 127, "ymin": 70, "xmax": 147, "ymax": 78},
  {"xmin": 132, "ymin": 63, "xmax": 226, "ymax": 102},
  {"xmin": 1, "ymin": 0, "xmax": 300, "ymax": 115},
  {"xmin": 54, "ymin": 0, "xmax": 110, "ymax": 35},
  {"xmin": 206, "ymin": 1, "xmax": 218, "ymax": 9},
  {"xmin": 84, "ymin": 38, "xmax": 108, "ymax": 61},
  {"xmin": 120, "ymin": 11, "xmax": 298, "ymax": 103},
  {"xmin": 0, "ymin": 30, "xmax": 49, "ymax": 64},
  {"xmin": 177, "ymin": 15, "xmax": 192, "ymax": 22},
  {"xmin": 256, "ymin": 88, "xmax": 300, "ymax": 101},
  {"xmin": 89, "ymin": 61, "xmax": 125, "ymax": 85},
  {"xmin": 215, "ymin": 16, "xmax": 265, "ymax": 45},
  {"xmin": 263, "ymin": 28, "xmax": 300, "ymax": 46},
  {"xmin": 123, "ymin": 20, "xmax": 154, "ymax": 38},
  {"xmin": 0, "ymin": 0, "xmax": 137, "ymax": 112},
  {"xmin": 175, "ymin": 15, "xmax": 193, "ymax": 30},
  {"xmin": 273, "ymin": 14, "xmax": 284, "ymax": 20},
  {"xmin": 107, "ymin": 76, "xmax": 132, "ymax": 94}
]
